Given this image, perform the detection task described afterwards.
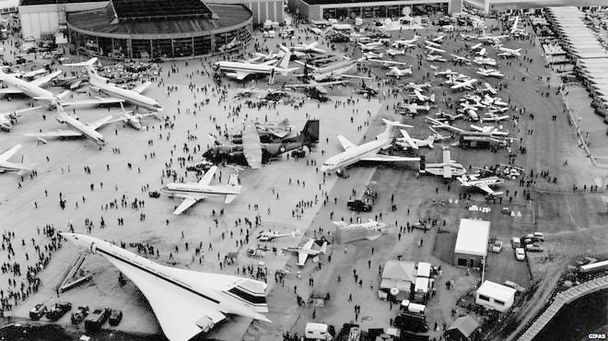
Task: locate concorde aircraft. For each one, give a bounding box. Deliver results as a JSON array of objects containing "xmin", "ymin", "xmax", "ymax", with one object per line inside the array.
[
  {"xmin": 0, "ymin": 144, "xmax": 32, "ymax": 175},
  {"xmin": 161, "ymin": 166, "xmax": 241, "ymax": 215},
  {"xmin": 64, "ymin": 58, "xmax": 163, "ymax": 112},
  {"xmin": 61, "ymin": 233, "xmax": 270, "ymax": 341},
  {"xmin": 320, "ymin": 119, "xmax": 420, "ymax": 173}
]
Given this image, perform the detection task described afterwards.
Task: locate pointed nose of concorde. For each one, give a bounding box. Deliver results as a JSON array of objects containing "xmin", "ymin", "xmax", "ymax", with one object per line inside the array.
[{"xmin": 60, "ymin": 232, "xmax": 94, "ymax": 250}]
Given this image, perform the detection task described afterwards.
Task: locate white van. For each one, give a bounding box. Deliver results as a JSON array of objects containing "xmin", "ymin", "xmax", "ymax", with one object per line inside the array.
[{"xmin": 305, "ymin": 322, "xmax": 332, "ymax": 340}]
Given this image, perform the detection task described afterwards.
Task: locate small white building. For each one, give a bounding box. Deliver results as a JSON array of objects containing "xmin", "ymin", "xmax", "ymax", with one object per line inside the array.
[
  {"xmin": 453, "ymin": 219, "xmax": 490, "ymax": 268},
  {"xmin": 475, "ymin": 280, "xmax": 516, "ymax": 312}
]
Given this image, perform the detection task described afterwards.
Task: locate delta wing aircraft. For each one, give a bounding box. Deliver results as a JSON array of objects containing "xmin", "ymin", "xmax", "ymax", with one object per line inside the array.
[
  {"xmin": 0, "ymin": 144, "xmax": 32, "ymax": 175},
  {"xmin": 320, "ymin": 119, "xmax": 420, "ymax": 173},
  {"xmin": 61, "ymin": 233, "xmax": 270, "ymax": 341},
  {"xmin": 162, "ymin": 166, "xmax": 241, "ymax": 215}
]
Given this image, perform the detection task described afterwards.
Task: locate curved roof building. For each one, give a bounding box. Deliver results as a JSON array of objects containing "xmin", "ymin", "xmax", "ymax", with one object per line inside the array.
[{"xmin": 65, "ymin": 0, "xmax": 253, "ymax": 58}]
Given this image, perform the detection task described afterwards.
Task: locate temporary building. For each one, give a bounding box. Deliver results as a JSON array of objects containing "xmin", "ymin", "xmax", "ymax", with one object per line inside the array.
[
  {"xmin": 453, "ymin": 219, "xmax": 490, "ymax": 268},
  {"xmin": 475, "ymin": 280, "xmax": 516, "ymax": 312},
  {"xmin": 380, "ymin": 260, "xmax": 416, "ymax": 294},
  {"xmin": 444, "ymin": 315, "xmax": 480, "ymax": 341}
]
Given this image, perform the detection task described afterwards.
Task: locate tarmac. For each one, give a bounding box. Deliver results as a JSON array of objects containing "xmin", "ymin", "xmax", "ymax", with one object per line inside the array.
[{"xmin": 0, "ymin": 10, "xmax": 607, "ymax": 341}]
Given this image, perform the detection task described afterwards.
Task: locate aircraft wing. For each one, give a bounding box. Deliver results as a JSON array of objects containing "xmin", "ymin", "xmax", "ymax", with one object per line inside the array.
[
  {"xmin": 360, "ymin": 155, "xmax": 420, "ymax": 162},
  {"xmin": 132, "ymin": 81, "xmax": 152, "ymax": 94},
  {"xmin": 242, "ymin": 122, "xmax": 262, "ymax": 169},
  {"xmin": 88, "ymin": 115, "xmax": 114, "ymax": 130},
  {"xmin": 297, "ymin": 251, "xmax": 308, "ymax": 266},
  {"xmin": 0, "ymin": 144, "xmax": 21, "ymax": 162},
  {"xmin": 337, "ymin": 135, "xmax": 357, "ymax": 150},
  {"xmin": 234, "ymin": 72, "xmax": 252, "ymax": 81},
  {"xmin": 61, "ymin": 97, "xmax": 124, "ymax": 107},
  {"xmin": 199, "ymin": 166, "xmax": 217, "ymax": 185},
  {"xmin": 476, "ymin": 184, "xmax": 495, "ymax": 195},
  {"xmin": 30, "ymin": 70, "xmax": 62, "ymax": 87},
  {"xmin": 25, "ymin": 129, "xmax": 83, "ymax": 138},
  {"xmin": 102, "ymin": 253, "xmax": 226, "ymax": 341},
  {"xmin": 0, "ymin": 87, "xmax": 23, "ymax": 94},
  {"xmin": 399, "ymin": 129, "xmax": 418, "ymax": 150},
  {"xmin": 174, "ymin": 197, "xmax": 200, "ymax": 215}
]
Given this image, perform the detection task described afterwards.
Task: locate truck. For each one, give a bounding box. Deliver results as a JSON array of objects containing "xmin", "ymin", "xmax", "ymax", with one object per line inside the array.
[
  {"xmin": 84, "ymin": 307, "xmax": 110, "ymax": 332},
  {"xmin": 347, "ymin": 182, "xmax": 377, "ymax": 212}
]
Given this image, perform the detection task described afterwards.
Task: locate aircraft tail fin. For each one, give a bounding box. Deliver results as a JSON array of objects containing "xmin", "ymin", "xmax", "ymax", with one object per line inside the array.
[
  {"xmin": 429, "ymin": 93, "xmax": 436, "ymax": 103},
  {"xmin": 278, "ymin": 51, "xmax": 291, "ymax": 70},
  {"xmin": 426, "ymin": 136, "xmax": 435, "ymax": 149},
  {"xmin": 228, "ymin": 173, "xmax": 239, "ymax": 187},
  {"xmin": 319, "ymin": 241, "xmax": 328, "ymax": 254},
  {"xmin": 300, "ymin": 119, "xmax": 319, "ymax": 145}
]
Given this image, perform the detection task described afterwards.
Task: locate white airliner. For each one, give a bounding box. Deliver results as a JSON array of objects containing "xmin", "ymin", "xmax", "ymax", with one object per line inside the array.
[
  {"xmin": 61, "ymin": 233, "xmax": 270, "ymax": 341},
  {"xmin": 256, "ymin": 230, "xmax": 300, "ymax": 242},
  {"xmin": 64, "ymin": 58, "xmax": 162, "ymax": 112},
  {"xmin": 0, "ymin": 106, "xmax": 42, "ymax": 131},
  {"xmin": 25, "ymin": 107, "xmax": 112, "ymax": 147},
  {"xmin": 320, "ymin": 119, "xmax": 420, "ymax": 173},
  {"xmin": 386, "ymin": 66, "xmax": 412, "ymax": 78},
  {"xmin": 421, "ymin": 148, "xmax": 466, "ymax": 179},
  {"xmin": 396, "ymin": 129, "xmax": 434, "ymax": 150},
  {"xmin": 0, "ymin": 144, "xmax": 32, "ymax": 175},
  {"xmin": 162, "ymin": 166, "xmax": 241, "ymax": 215},
  {"xmin": 214, "ymin": 51, "xmax": 297, "ymax": 81},
  {"xmin": 0, "ymin": 69, "xmax": 71, "ymax": 107},
  {"xmin": 457, "ymin": 174, "xmax": 504, "ymax": 196},
  {"xmin": 283, "ymin": 238, "xmax": 328, "ymax": 266}
]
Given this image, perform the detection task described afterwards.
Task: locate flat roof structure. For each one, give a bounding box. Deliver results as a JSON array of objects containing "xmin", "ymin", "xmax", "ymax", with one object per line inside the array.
[
  {"xmin": 19, "ymin": 0, "xmax": 105, "ymax": 5},
  {"xmin": 454, "ymin": 219, "xmax": 490, "ymax": 257},
  {"xmin": 111, "ymin": 0, "xmax": 213, "ymax": 22},
  {"xmin": 476, "ymin": 280, "xmax": 516, "ymax": 302}
]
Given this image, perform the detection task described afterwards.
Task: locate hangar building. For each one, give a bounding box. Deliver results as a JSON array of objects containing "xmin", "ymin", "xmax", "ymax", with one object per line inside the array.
[{"xmin": 287, "ymin": 0, "xmax": 464, "ymax": 21}]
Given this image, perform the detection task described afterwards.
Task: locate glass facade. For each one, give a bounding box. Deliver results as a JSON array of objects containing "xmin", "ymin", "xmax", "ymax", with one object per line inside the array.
[
  {"xmin": 67, "ymin": 23, "xmax": 253, "ymax": 59},
  {"xmin": 322, "ymin": 2, "xmax": 449, "ymax": 19}
]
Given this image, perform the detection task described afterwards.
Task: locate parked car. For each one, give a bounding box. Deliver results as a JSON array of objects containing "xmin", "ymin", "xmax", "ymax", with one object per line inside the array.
[
  {"xmin": 515, "ymin": 247, "xmax": 526, "ymax": 261},
  {"xmin": 148, "ymin": 190, "xmax": 160, "ymax": 198},
  {"xmin": 108, "ymin": 309, "xmax": 123, "ymax": 326},
  {"xmin": 511, "ymin": 237, "xmax": 521, "ymax": 249},
  {"xmin": 84, "ymin": 307, "xmax": 110, "ymax": 332},
  {"xmin": 491, "ymin": 241, "xmax": 503, "ymax": 253},
  {"xmin": 71, "ymin": 306, "xmax": 89, "ymax": 324},
  {"xmin": 46, "ymin": 302, "xmax": 72, "ymax": 321},
  {"xmin": 29, "ymin": 304, "xmax": 46, "ymax": 320},
  {"xmin": 525, "ymin": 243, "xmax": 544, "ymax": 252}
]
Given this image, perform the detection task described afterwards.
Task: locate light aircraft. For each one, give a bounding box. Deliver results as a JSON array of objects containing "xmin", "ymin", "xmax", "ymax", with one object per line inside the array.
[
  {"xmin": 286, "ymin": 41, "xmax": 326, "ymax": 54},
  {"xmin": 296, "ymin": 59, "xmax": 367, "ymax": 82},
  {"xmin": 460, "ymin": 33, "xmax": 477, "ymax": 41},
  {"xmin": 213, "ymin": 51, "xmax": 298, "ymax": 81},
  {"xmin": 392, "ymin": 35, "xmax": 420, "ymax": 48},
  {"xmin": 482, "ymin": 82, "xmax": 497, "ymax": 95},
  {"xmin": 65, "ymin": 58, "xmax": 162, "ymax": 111},
  {"xmin": 283, "ymin": 239, "xmax": 328, "ymax": 266},
  {"xmin": 404, "ymin": 82, "xmax": 432, "ymax": 92},
  {"xmin": 457, "ymin": 174, "xmax": 504, "ymax": 196},
  {"xmin": 481, "ymin": 113, "xmax": 510, "ymax": 123},
  {"xmin": 358, "ymin": 41, "xmax": 384, "ymax": 51},
  {"xmin": 320, "ymin": 119, "xmax": 420, "ymax": 173},
  {"xmin": 476, "ymin": 48, "xmax": 487, "ymax": 56},
  {"xmin": 420, "ymin": 148, "xmax": 466, "ymax": 179},
  {"xmin": 470, "ymin": 124, "xmax": 509, "ymax": 136},
  {"xmin": 162, "ymin": 166, "xmax": 241, "ymax": 215},
  {"xmin": 333, "ymin": 220, "xmax": 390, "ymax": 243},
  {"xmin": 363, "ymin": 51, "xmax": 383, "ymax": 59},
  {"xmin": 473, "ymin": 57, "xmax": 497, "ymax": 66},
  {"xmin": 497, "ymin": 46, "xmax": 522, "ymax": 58},
  {"xmin": 425, "ymin": 45, "xmax": 446, "ymax": 54},
  {"xmin": 61, "ymin": 233, "xmax": 270, "ymax": 341},
  {"xmin": 25, "ymin": 106, "xmax": 112, "ymax": 147},
  {"xmin": 398, "ymin": 103, "xmax": 431, "ymax": 115},
  {"xmin": 396, "ymin": 129, "xmax": 434, "ymax": 150},
  {"xmin": 476, "ymin": 68, "xmax": 504, "ymax": 78},
  {"xmin": 412, "ymin": 90, "xmax": 435, "ymax": 103},
  {"xmin": 0, "ymin": 106, "xmax": 42, "ymax": 131},
  {"xmin": 386, "ymin": 48, "xmax": 405, "ymax": 57},
  {"xmin": 459, "ymin": 104, "xmax": 480, "ymax": 121},
  {"xmin": 451, "ymin": 54, "xmax": 471, "ymax": 64},
  {"xmin": 257, "ymin": 230, "xmax": 300, "ymax": 242},
  {"xmin": 427, "ymin": 55, "xmax": 447, "ymax": 62},
  {"xmin": 451, "ymin": 78, "xmax": 477, "ymax": 90},
  {"xmin": 110, "ymin": 104, "xmax": 159, "ymax": 130},
  {"xmin": 435, "ymin": 69, "xmax": 458, "ymax": 77},
  {"xmin": 0, "ymin": 144, "xmax": 32, "ymax": 175},
  {"xmin": 386, "ymin": 66, "xmax": 412, "ymax": 78},
  {"xmin": 477, "ymin": 30, "xmax": 508, "ymax": 44},
  {"xmin": 482, "ymin": 95, "xmax": 508, "ymax": 107}
]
